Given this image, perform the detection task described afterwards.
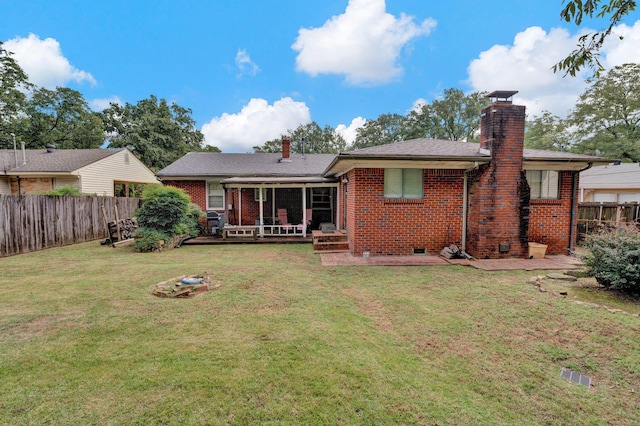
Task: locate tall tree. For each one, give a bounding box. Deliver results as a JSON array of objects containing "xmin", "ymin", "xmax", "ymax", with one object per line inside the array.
[
  {"xmin": 351, "ymin": 113, "xmax": 404, "ymax": 149},
  {"xmin": 0, "ymin": 41, "xmax": 33, "ymax": 139},
  {"xmin": 102, "ymin": 95, "xmax": 206, "ymax": 171},
  {"xmin": 22, "ymin": 87, "xmax": 105, "ymax": 149},
  {"xmin": 525, "ymin": 111, "xmax": 571, "ymax": 151},
  {"xmin": 403, "ymin": 89, "xmax": 489, "ymax": 142},
  {"xmin": 254, "ymin": 121, "xmax": 346, "ymax": 154},
  {"xmin": 569, "ymin": 63, "xmax": 640, "ymax": 160},
  {"xmin": 555, "ymin": 0, "xmax": 637, "ymax": 77}
]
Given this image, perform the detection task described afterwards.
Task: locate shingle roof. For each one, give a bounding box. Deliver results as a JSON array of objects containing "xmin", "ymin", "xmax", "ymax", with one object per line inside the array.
[
  {"xmin": 0, "ymin": 148, "xmax": 122, "ymax": 174},
  {"xmin": 342, "ymin": 138, "xmax": 609, "ymax": 162},
  {"xmin": 156, "ymin": 152, "xmax": 337, "ymax": 178},
  {"xmin": 340, "ymin": 138, "xmax": 489, "ymax": 158}
]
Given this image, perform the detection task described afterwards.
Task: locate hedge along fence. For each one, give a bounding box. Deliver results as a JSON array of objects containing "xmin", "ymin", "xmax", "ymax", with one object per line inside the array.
[{"xmin": 0, "ymin": 195, "xmax": 141, "ymax": 258}]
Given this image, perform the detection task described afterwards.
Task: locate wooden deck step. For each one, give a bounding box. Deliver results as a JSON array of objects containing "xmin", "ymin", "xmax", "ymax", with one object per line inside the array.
[{"xmin": 311, "ymin": 229, "xmax": 349, "ymax": 253}]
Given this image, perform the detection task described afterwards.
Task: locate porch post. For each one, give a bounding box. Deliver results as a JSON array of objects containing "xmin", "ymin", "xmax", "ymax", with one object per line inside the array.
[
  {"xmin": 238, "ymin": 188, "xmax": 242, "ymax": 226},
  {"xmin": 336, "ymin": 184, "xmax": 341, "ymax": 230},
  {"xmin": 258, "ymin": 187, "xmax": 264, "ymax": 237},
  {"xmin": 302, "ymin": 185, "xmax": 307, "ymax": 237}
]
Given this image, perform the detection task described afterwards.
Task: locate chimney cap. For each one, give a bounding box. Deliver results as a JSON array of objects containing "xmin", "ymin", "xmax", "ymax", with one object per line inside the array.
[{"xmin": 486, "ymin": 90, "xmax": 518, "ymax": 102}]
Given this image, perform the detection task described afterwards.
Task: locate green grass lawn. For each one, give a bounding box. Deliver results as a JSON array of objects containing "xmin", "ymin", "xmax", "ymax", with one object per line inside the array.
[{"xmin": 1, "ymin": 242, "xmax": 639, "ymax": 425}]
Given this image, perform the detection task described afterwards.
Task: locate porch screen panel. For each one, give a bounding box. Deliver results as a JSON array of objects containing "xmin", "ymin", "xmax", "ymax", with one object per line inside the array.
[{"xmin": 384, "ymin": 169, "xmax": 403, "ymax": 198}]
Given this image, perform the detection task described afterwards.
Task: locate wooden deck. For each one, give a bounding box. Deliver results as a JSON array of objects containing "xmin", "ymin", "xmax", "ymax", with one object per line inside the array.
[{"xmin": 181, "ymin": 235, "xmax": 312, "ymax": 245}]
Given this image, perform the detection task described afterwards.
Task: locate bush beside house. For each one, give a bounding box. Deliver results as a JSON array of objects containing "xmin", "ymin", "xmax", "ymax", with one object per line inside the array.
[
  {"xmin": 133, "ymin": 185, "xmax": 204, "ymax": 252},
  {"xmin": 583, "ymin": 225, "xmax": 640, "ymax": 295}
]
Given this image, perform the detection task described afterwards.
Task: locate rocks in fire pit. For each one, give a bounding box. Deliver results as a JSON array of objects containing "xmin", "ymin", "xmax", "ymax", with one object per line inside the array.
[{"xmin": 152, "ymin": 274, "xmax": 218, "ymax": 298}]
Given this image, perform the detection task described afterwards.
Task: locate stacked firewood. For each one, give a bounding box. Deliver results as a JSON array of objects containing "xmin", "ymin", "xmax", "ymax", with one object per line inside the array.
[{"xmin": 108, "ymin": 217, "xmax": 138, "ymax": 242}]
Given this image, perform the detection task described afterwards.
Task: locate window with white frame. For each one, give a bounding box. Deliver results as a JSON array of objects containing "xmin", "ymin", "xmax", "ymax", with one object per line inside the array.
[
  {"xmin": 384, "ymin": 168, "xmax": 423, "ymax": 199},
  {"xmin": 207, "ymin": 181, "xmax": 224, "ymax": 210},
  {"xmin": 526, "ymin": 170, "xmax": 559, "ymax": 199}
]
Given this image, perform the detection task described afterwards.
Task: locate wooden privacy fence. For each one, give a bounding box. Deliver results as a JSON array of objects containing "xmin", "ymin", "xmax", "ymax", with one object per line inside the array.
[
  {"xmin": 0, "ymin": 195, "xmax": 141, "ymax": 257},
  {"xmin": 577, "ymin": 202, "xmax": 640, "ymax": 242}
]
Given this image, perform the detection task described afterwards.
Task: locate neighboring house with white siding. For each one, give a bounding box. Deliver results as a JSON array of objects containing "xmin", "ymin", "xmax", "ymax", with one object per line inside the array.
[
  {"xmin": 580, "ymin": 162, "xmax": 640, "ymax": 203},
  {"xmin": 0, "ymin": 147, "xmax": 158, "ymax": 196}
]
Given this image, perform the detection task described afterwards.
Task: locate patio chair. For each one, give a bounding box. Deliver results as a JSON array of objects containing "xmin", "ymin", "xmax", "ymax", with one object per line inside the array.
[
  {"xmin": 299, "ymin": 208, "xmax": 313, "ymax": 232},
  {"xmin": 277, "ymin": 209, "xmax": 293, "ymax": 233}
]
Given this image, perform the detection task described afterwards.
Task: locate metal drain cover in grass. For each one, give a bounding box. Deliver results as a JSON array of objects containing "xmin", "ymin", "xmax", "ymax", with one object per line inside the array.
[{"xmin": 561, "ymin": 368, "xmax": 591, "ymax": 387}]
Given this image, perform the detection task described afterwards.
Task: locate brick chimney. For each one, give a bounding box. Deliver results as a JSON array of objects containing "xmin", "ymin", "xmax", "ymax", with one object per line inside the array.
[
  {"xmin": 467, "ymin": 90, "xmax": 530, "ymax": 258},
  {"xmin": 282, "ymin": 136, "xmax": 291, "ymax": 160}
]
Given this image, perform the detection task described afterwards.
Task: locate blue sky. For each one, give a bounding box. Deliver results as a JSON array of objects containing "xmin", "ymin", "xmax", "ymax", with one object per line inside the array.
[{"xmin": 2, "ymin": 0, "xmax": 639, "ymax": 152}]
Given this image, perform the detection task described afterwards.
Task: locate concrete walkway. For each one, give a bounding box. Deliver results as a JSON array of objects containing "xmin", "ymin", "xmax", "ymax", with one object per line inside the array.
[{"xmin": 320, "ymin": 253, "xmax": 583, "ymax": 271}]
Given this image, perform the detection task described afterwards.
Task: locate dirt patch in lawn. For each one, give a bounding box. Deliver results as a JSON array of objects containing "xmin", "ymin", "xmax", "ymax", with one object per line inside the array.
[{"xmin": 342, "ymin": 288, "xmax": 395, "ymax": 333}]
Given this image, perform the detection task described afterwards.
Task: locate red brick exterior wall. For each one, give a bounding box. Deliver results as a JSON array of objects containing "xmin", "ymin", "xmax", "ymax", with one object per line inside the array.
[
  {"xmin": 528, "ymin": 171, "xmax": 577, "ymax": 255},
  {"xmin": 466, "ymin": 101, "xmax": 528, "ymax": 259},
  {"xmin": 10, "ymin": 177, "xmax": 54, "ymax": 194},
  {"xmin": 163, "ymin": 180, "xmax": 208, "ymax": 211},
  {"xmin": 345, "ymin": 168, "xmax": 464, "ymax": 256}
]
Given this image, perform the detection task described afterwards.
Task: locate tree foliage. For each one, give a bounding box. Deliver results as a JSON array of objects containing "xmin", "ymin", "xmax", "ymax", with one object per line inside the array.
[
  {"xmin": 22, "ymin": 87, "xmax": 105, "ymax": 149},
  {"xmin": 102, "ymin": 95, "xmax": 206, "ymax": 171},
  {"xmin": 351, "ymin": 113, "xmax": 405, "ymax": 149},
  {"xmin": 403, "ymin": 89, "xmax": 489, "ymax": 142},
  {"xmin": 568, "ymin": 63, "xmax": 640, "ymax": 160},
  {"xmin": 525, "ymin": 111, "xmax": 571, "ymax": 151},
  {"xmin": 254, "ymin": 121, "xmax": 347, "ymax": 154},
  {"xmin": 0, "ymin": 41, "xmax": 33, "ymax": 137},
  {"xmin": 554, "ymin": 0, "xmax": 637, "ymax": 77}
]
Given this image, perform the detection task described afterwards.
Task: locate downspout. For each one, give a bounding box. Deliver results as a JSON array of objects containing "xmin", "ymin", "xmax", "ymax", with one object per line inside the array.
[
  {"xmin": 461, "ymin": 162, "xmax": 479, "ymax": 255},
  {"xmin": 570, "ymin": 163, "xmax": 593, "ymax": 253}
]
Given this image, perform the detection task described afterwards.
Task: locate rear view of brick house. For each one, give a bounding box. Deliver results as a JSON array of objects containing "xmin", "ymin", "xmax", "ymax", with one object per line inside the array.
[{"xmin": 324, "ymin": 91, "xmax": 611, "ymax": 259}]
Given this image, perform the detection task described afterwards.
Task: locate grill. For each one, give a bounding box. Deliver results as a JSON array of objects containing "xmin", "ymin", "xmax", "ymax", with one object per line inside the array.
[{"xmin": 206, "ymin": 212, "xmax": 225, "ymax": 236}]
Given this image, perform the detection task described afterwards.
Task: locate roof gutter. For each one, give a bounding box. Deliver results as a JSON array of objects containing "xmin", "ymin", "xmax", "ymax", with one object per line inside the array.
[{"xmin": 323, "ymin": 154, "xmax": 491, "ymax": 176}]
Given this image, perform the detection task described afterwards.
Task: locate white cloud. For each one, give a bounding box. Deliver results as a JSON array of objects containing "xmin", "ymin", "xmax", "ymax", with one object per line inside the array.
[
  {"xmin": 467, "ymin": 21, "xmax": 640, "ymax": 118},
  {"xmin": 4, "ymin": 33, "xmax": 96, "ymax": 89},
  {"xmin": 201, "ymin": 97, "xmax": 311, "ymax": 152},
  {"xmin": 335, "ymin": 117, "xmax": 366, "ymax": 144},
  {"xmin": 235, "ymin": 49, "xmax": 260, "ymax": 77},
  {"xmin": 89, "ymin": 96, "xmax": 122, "ymax": 111},
  {"xmin": 410, "ymin": 98, "xmax": 427, "ymax": 112},
  {"xmin": 292, "ymin": 0, "xmax": 436, "ymax": 85},
  {"xmin": 600, "ymin": 20, "xmax": 640, "ymax": 68}
]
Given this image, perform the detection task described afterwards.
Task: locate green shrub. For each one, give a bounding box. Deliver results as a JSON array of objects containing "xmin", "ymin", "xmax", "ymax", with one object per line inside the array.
[
  {"xmin": 176, "ymin": 203, "xmax": 205, "ymax": 237},
  {"xmin": 133, "ymin": 227, "xmax": 170, "ymax": 252},
  {"xmin": 583, "ymin": 225, "xmax": 640, "ymax": 295},
  {"xmin": 135, "ymin": 185, "xmax": 191, "ymax": 235},
  {"xmin": 40, "ymin": 185, "xmax": 84, "ymax": 196}
]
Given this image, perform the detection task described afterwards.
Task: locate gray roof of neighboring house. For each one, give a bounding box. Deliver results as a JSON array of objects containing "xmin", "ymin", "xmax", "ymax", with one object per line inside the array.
[
  {"xmin": 0, "ymin": 148, "xmax": 122, "ymax": 174},
  {"xmin": 156, "ymin": 152, "xmax": 337, "ymax": 179},
  {"xmin": 580, "ymin": 162, "xmax": 640, "ymax": 189}
]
